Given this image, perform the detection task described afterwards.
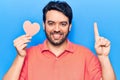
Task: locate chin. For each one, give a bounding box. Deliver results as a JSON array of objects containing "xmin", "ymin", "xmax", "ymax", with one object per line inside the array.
[{"xmin": 48, "ymin": 39, "xmax": 63, "ymax": 46}]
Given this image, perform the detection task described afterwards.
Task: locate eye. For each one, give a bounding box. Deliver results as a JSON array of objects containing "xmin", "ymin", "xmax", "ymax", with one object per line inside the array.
[
  {"xmin": 60, "ymin": 22, "xmax": 67, "ymax": 27},
  {"xmin": 48, "ymin": 22, "xmax": 54, "ymax": 26},
  {"xmin": 47, "ymin": 21, "xmax": 54, "ymax": 26}
]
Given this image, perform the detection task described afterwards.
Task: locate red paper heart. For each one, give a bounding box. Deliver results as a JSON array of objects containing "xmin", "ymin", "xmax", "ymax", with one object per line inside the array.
[{"xmin": 23, "ymin": 20, "xmax": 40, "ymax": 36}]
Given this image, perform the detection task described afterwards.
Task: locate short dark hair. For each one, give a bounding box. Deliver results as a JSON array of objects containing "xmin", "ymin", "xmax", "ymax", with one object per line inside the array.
[{"xmin": 43, "ymin": 1, "xmax": 73, "ymax": 24}]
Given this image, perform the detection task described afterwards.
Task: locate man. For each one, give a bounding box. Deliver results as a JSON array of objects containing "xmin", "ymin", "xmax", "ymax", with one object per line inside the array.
[{"xmin": 3, "ymin": 1, "xmax": 116, "ymax": 80}]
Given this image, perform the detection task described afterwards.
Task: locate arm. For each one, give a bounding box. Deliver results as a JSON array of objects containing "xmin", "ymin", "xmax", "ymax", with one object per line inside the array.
[
  {"xmin": 94, "ymin": 23, "xmax": 116, "ymax": 80},
  {"xmin": 3, "ymin": 55, "xmax": 25, "ymax": 80},
  {"xmin": 3, "ymin": 34, "xmax": 31, "ymax": 80},
  {"xmin": 98, "ymin": 55, "xmax": 116, "ymax": 80}
]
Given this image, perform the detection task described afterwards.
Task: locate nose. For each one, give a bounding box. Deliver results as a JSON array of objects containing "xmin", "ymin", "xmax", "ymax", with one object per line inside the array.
[{"xmin": 54, "ymin": 24, "xmax": 60, "ymax": 31}]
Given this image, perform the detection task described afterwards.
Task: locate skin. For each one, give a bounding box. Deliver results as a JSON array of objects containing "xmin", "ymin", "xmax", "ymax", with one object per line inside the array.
[
  {"xmin": 3, "ymin": 10, "xmax": 116, "ymax": 80},
  {"xmin": 43, "ymin": 10, "xmax": 71, "ymax": 56},
  {"xmin": 94, "ymin": 22, "xmax": 116, "ymax": 80},
  {"xmin": 44, "ymin": 10, "xmax": 70, "ymax": 46},
  {"xmin": 94, "ymin": 22, "xmax": 110, "ymax": 56}
]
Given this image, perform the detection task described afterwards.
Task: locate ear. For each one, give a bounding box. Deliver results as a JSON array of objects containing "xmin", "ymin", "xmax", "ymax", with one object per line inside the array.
[
  {"xmin": 43, "ymin": 22, "xmax": 45, "ymax": 30},
  {"xmin": 69, "ymin": 24, "xmax": 72, "ymax": 31}
]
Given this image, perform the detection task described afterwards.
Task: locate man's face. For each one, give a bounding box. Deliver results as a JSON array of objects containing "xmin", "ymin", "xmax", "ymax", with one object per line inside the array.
[{"xmin": 44, "ymin": 10, "xmax": 71, "ymax": 46}]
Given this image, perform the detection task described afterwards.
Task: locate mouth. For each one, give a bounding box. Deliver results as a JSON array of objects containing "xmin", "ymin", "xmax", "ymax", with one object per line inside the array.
[
  {"xmin": 51, "ymin": 32, "xmax": 63, "ymax": 40},
  {"xmin": 53, "ymin": 33, "xmax": 62, "ymax": 40}
]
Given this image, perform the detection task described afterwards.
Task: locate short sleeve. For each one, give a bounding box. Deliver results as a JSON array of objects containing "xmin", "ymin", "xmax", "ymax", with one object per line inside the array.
[
  {"xmin": 19, "ymin": 50, "xmax": 28, "ymax": 80},
  {"xmin": 85, "ymin": 50, "xmax": 102, "ymax": 80}
]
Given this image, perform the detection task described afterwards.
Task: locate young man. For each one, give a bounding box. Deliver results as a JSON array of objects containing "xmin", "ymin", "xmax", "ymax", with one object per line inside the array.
[{"xmin": 3, "ymin": 1, "xmax": 116, "ymax": 80}]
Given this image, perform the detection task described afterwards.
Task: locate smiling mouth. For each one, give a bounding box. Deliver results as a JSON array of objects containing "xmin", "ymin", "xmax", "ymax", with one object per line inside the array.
[
  {"xmin": 51, "ymin": 31, "xmax": 63, "ymax": 40},
  {"xmin": 53, "ymin": 33, "xmax": 62, "ymax": 40}
]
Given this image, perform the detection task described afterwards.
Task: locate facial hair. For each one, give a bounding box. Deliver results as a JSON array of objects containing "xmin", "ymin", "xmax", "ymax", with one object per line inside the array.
[{"xmin": 45, "ymin": 28, "xmax": 70, "ymax": 46}]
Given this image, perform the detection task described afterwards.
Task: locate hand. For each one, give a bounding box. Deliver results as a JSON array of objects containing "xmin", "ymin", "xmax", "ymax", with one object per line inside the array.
[
  {"xmin": 94, "ymin": 22, "xmax": 111, "ymax": 56},
  {"xmin": 13, "ymin": 34, "xmax": 32, "ymax": 57}
]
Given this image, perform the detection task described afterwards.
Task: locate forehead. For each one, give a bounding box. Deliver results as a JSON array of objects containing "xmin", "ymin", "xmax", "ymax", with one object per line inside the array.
[{"xmin": 46, "ymin": 10, "xmax": 69, "ymax": 22}]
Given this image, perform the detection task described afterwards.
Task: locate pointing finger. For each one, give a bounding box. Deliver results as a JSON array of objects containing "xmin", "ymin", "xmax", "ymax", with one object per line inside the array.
[{"xmin": 94, "ymin": 22, "xmax": 100, "ymax": 41}]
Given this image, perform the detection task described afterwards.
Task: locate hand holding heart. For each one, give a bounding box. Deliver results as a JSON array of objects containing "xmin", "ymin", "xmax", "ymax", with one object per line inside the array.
[
  {"xmin": 94, "ymin": 22, "xmax": 111, "ymax": 56},
  {"xmin": 13, "ymin": 20, "xmax": 40, "ymax": 57}
]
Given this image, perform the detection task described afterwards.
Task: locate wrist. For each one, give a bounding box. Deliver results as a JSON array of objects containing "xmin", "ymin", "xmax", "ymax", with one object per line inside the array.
[
  {"xmin": 17, "ymin": 51, "xmax": 26, "ymax": 57},
  {"xmin": 98, "ymin": 55, "xmax": 109, "ymax": 59},
  {"xmin": 17, "ymin": 54, "xmax": 26, "ymax": 58},
  {"xmin": 97, "ymin": 55, "xmax": 110, "ymax": 65},
  {"xmin": 16, "ymin": 54, "xmax": 26, "ymax": 62}
]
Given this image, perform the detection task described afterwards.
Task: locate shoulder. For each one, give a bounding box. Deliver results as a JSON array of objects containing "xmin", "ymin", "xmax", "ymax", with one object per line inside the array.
[
  {"xmin": 72, "ymin": 42, "xmax": 92, "ymax": 54},
  {"xmin": 71, "ymin": 42, "xmax": 96, "ymax": 58},
  {"xmin": 72, "ymin": 42, "xmax": 100, "ymax": 65},
  {"xmin": 26, "ymin": 44, "xmax": 43, "ymax": 55}
]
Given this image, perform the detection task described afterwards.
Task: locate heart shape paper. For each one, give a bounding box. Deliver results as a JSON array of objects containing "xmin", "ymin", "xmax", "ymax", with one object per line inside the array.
[{"xmin": 23, "ymin": 20, "xmax": 40, "ymax": 36}]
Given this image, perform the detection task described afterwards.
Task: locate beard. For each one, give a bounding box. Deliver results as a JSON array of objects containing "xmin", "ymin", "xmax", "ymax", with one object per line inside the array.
[{"xmin": 45, "ymin": 29, "xmax": 69, "ymax": 46}]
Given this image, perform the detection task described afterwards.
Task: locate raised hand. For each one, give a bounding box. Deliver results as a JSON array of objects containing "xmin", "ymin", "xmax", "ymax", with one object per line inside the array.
[
  {"xmin": 94, "ymin": 22, "xmax": 111, "ymax": 56},
  {"xmin": 13, "ymin": 34, "xmax": 32, "ymax": 57}
]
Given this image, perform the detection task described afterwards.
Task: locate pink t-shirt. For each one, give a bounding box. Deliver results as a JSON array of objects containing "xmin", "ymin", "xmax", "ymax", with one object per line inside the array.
[{"xmin": 19, "ymin": 40, "xmax": 102, "ymax": 80}]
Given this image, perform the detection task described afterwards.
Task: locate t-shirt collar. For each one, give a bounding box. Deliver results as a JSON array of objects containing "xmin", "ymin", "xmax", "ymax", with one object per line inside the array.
[{"xmin": 41, "ymin": 39, "xmax": 74, "ymax": 53}]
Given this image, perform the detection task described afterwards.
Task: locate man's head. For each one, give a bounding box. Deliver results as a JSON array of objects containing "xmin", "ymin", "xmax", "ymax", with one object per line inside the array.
[{"xmin": 43, "ymin": 1, "xmax": 73, "ymax": 46}]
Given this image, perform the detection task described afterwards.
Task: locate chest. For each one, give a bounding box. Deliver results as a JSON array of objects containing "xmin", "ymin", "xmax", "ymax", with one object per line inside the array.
[{"xmin": 27, "ymin": 52, "xmax": 86, "ymax": 80}]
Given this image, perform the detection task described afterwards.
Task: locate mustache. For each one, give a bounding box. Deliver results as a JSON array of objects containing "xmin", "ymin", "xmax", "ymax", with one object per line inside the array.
[{"xmin": 50, "ymin": 31, "xmax": 63, "ymax": 35}]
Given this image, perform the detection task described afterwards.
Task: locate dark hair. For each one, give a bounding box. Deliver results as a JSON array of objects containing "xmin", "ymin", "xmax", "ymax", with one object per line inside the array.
[{"xmin": 43, "ymin": 1, "xmax": 73, "ymax": 24}]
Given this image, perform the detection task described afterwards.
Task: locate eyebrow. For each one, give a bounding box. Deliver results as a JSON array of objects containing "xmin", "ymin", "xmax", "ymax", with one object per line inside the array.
[
  {"xmin": 60, "ymin": 21, "xmax": 68, "ymax": 24},
  {"xmin": 47, "ymin": 20, "xmax": 54, "ymax": 23},
  {"xmin": 47, "ymin": 20, "xmax": 68, "ymax": 23}
]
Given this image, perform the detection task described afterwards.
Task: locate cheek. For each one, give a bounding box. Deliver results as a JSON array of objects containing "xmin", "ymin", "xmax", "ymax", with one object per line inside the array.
[
  {"xmin": 45, "ymin": 29, "xmax": 50, "ymax": 35},
  {"xmin": 62, "ymin": 27, "xmax": 69, "ymax": 34},
  {"xmin": 45, "ymin": 26, "xmax": 52, "ymax": 33}
]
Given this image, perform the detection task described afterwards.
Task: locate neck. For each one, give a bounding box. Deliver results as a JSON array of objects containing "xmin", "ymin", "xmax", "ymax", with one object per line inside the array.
[{"xmin": 47, "ymin": 40, "xmax": 67, "ymax": 57}]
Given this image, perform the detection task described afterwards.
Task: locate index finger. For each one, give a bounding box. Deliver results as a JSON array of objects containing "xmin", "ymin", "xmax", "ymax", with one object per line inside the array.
[{"xmin": 94, "ymin": 22, "xmax": 100, "ymax": 41}]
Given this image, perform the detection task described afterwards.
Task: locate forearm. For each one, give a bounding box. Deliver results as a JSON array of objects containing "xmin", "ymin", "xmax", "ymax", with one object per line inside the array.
[
  {"xmin": 98, "ymin": 55, "xmax": 116, "ymax": 80},
  {"xmin": 3, "ymin": 55, "xmax": 25, "ymax": 80}
]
